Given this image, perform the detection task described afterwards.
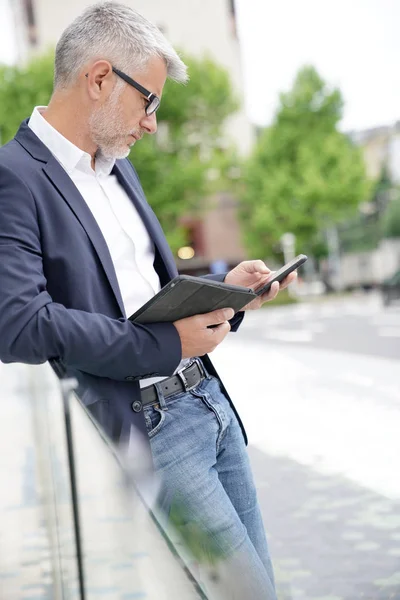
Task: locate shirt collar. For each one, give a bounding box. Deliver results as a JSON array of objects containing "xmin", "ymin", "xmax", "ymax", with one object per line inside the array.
[{"xmin": 28, "ymin": 106, "xmax": 115, "ymax": 176}]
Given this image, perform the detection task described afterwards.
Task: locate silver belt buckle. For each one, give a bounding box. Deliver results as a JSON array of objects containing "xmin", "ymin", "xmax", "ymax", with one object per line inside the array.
[
  {"xmin": 194, "ymin": 357, "xmax": 206, "ymax": 379},
  {"xmin": 176, "ymin": 361, "xmax": 198, "ymax": 392}
]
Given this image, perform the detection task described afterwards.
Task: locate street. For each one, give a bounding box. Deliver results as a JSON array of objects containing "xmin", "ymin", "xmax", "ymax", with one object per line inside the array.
[
  {"xmin": 212, "ymin": 292, "xmax": 400, "ymax": 600},
  {"xmin": 235, "ymin": 291, "xmax": 400, "ymax": 360}
]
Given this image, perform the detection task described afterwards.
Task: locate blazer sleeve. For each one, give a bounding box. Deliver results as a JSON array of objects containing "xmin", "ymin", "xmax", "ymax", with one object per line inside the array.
[
  {"xmin": 201, "ymin": 273, "xmax": 245, "ymax": 332},
  {"xmin": 0, "ymin": 165, "xmax": 182, "ymax": 380}
]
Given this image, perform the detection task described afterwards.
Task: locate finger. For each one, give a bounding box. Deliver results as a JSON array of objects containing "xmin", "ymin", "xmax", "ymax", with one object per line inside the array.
[
  {"xmin": 261, "ymin": 281, "xmax": 280, "ymax": 302},
  {"xmin": 207, "ymin": 320, "xmax": 231, "ymax": 340},
  {"xmin": 200, "ymin": 307, "xmax": 234, "ymax": 326},
  {"xmin": 242, "ymin": 260, "xmax": 271, "ymax": 275},
  {"xmin": 279, "ymin": 271, "xmax": 297, "ymax": 290},
  {"xmin": 251, "ymin": 260, "xmax": 271, "ymax": 275},
  {"xmin": 247, "ymin": 298, "xmax": 263, "ymax": 311},
  {"xmin": 253, "ymin": 270, "xmax": 276, "ymax": 292}
]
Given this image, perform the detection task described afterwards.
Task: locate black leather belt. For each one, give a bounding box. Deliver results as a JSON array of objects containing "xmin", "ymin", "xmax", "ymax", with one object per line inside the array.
[{"xmin": 140, "ymin": 360, "xmax": 206, "ymax": 407}]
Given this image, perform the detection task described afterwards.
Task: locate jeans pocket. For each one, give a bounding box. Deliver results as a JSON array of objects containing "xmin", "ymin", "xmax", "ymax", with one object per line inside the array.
[
  {"xmin": 143, "ymin": 405, "xmax": 166, "ymax": 439},
  {"xmin": 191, "ymin": 387, "xmax": 224, "ymax": 433}
]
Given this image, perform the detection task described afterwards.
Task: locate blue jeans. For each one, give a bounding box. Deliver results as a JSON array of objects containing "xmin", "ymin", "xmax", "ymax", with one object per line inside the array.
[{"xmin": 143, "ymin": 365, "xmax": 277, "ymax": 599}]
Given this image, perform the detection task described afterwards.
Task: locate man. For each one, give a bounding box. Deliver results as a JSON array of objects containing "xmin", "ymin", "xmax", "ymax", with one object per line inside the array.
[{"xmin": 0, "ymin": 3, "xmax": 295, "ymax": 597}]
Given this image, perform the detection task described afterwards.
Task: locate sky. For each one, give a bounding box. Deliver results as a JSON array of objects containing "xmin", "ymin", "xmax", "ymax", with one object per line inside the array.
[
  {"xmin": 235, "ymin": 0, "xmax": 400, "ymax": 131},
  {"xmin": 0, "ymin": 0, "xmax": 399, "ymax": 132}
]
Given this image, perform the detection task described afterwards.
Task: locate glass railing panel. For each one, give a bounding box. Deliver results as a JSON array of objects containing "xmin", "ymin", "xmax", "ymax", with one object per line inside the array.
[
  {"xmin": 32, "ymin": 365, "xmax": 82, "ymax": 599},
  {"xmin": 0, "ymin": 361, "xmax": 77, "ymax": 600},
  {"xmin": 66, "ymin": 384, "xmax": 204, "ymax": 599}
]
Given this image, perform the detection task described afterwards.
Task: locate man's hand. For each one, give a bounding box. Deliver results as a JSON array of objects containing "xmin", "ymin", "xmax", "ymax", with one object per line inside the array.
[
  {"xmin": 224, "ymin": 260, "xmax": 297, "ymax": 310},
  {"xmin": 173, "ymin": 308, "xmax": 234, "ymax": 358}
]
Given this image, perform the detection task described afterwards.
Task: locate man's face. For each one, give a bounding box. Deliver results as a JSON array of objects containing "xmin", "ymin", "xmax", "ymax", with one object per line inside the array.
[{"xmin": 89, "ymin": 56, "xmax": 167, "ymax": 160}]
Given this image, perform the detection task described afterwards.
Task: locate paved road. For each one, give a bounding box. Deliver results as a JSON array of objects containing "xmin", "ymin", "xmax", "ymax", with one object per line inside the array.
[
  {"xmin": 213, "ymin": 293, "xmax": 400, "ymax": 600},
  {"xmin": 237, "ymin": 291, "xmax": 400, "ymax": 361}
]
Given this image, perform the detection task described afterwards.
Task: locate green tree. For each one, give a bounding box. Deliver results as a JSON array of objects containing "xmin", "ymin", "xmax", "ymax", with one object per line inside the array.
[
  {"xmin": 240, "ymin": 66, "xmax": 370, "ymax": 259},
  {"xmin": 371, "ymin": 164, "xmax": 392, "ymax": 215},
  {"xmin": 0, "ymin": 52, "xmax": 54, "ymax": 144},
  {"xmin": 128, "ymin": 55, "xmax": 239, "ymax": 250},
  {"xmin": 382, "ymin": 197, "xmax": 400, "ymax": 239},
  {"xmin": 0, "ymin": 52, "xmax": 239, "ymax": 252},
  {"xmin": 339, "ymin": 169, "xmax": 399, "ymax": 252}
]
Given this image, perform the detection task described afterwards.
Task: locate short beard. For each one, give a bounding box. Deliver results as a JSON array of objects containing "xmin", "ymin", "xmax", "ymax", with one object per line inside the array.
[{"xmin": 89, "ymin": 85, "xmax": 133, "ymax": 160}]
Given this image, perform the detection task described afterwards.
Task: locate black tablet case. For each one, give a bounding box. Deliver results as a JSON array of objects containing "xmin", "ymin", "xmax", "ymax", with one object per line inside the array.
[{"xmin": 129, "ymin": 275, "xmax": 257, "ymax": 324}]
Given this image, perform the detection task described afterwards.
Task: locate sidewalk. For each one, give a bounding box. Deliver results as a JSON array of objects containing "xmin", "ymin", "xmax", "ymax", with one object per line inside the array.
[
  {"xmin": 212, "ymin": 333, "xmax": 400, "ymax": 599},
  {"xmin": 252, "ymin": 448, "xmax": 400, "ymax": 600}
]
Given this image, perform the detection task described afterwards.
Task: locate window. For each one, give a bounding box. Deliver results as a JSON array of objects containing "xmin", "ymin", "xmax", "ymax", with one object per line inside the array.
[
  {"xmin": 23, "ymin": 0, "xmax": 37, "ymax": 46},
  {"xmin": 228, "ymin": 0, "xmax": 238, "ymax": 37}
]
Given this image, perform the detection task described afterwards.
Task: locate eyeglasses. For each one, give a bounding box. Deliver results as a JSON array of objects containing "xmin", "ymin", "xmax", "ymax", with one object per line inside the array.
[{"xmin": 112, "ymin": 66, "xmax": 160, "ymax": 116}]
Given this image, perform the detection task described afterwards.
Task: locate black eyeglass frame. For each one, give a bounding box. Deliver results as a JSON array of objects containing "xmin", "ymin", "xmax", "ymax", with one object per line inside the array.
[{"xmin": 111, "ymin": 66, "xmax": 160, "ymax": 115}]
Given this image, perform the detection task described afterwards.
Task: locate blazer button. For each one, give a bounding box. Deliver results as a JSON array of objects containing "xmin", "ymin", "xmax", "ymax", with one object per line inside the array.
[
  {"xmin": 132, "ymin": 400, "xmax": 143, "ymax": 412},
  {"xmin": 125, "ymin": 376, "xmax": 135, "ymax": 381}
]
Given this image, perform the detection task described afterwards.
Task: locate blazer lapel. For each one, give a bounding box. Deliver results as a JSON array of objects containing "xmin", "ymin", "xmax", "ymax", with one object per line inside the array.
[
  {"xmin": 15, "ymin": 120, "xmax": 176, "ymax": 312},
  {"xmin": 113, "ymin": 160, "xmax": 178, "ymax": 281},
  {"xmin": 43, "ymin": 157, "xmax": 126, "ymax": 316}
]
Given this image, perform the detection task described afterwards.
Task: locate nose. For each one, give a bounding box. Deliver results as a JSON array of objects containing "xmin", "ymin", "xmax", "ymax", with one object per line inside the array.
[{"xmin": 140, "ymin": 111, "xmax": 157, "ymax": 134}]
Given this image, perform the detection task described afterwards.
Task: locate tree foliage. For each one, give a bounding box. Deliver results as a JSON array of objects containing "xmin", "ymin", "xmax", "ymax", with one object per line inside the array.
[
  {"xmin": 339, "ymin": 169, "xmax": 399, "ymax": 252},
  {"xmin": 382, "ymin": 197, "xmax": 400, "ymax": 239},
  {"xmin": 240, "ymin": 66, "xmax": 370, "ymax": 259},
  {"xmin": 0, "ymin": 52, "xmax": 239, "ymax": 251},
  {"xmin": 0, "ymin": 52, "xmax": 54, "ymax": 144},
  {"xmin": 370, "ymin": 164, "xmax": 392, "ymax": 215},
  {"xmin": 130, "ymin": 55, "xmax": 239, "ymax": 250}
]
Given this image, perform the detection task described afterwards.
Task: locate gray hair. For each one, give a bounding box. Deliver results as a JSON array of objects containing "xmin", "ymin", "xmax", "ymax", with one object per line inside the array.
[{"xmin": 54, "ymin": 1, "xmax": 188, "ymax": 89}]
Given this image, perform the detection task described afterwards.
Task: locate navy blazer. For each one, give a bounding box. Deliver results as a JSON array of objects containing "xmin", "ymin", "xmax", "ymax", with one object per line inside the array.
[{"xmin": 0, "ymin": 120, "xmax": 246, "ymax": 445}]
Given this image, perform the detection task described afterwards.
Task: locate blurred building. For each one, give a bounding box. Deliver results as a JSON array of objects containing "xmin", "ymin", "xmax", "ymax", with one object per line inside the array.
[
  {"xmin": 335, "ymin": 123, "xmax": 400, "ymax": 290},
  {"xmin": 11, "ymin": 0, "xmax": 253, "ymax": 272},
  {"xmin": 349, "ymin": 121, "xmax": 400, "ymax": 184}
]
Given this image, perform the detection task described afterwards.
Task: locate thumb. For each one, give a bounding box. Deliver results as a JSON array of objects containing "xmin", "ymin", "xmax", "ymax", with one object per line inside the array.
[
  {"xmin": 245, "ymin": 260, "xmax": 271, "ymax": 275},
  {"xmin": 200, "ymin": 308, "xmax": 235, "ymax": 326}
]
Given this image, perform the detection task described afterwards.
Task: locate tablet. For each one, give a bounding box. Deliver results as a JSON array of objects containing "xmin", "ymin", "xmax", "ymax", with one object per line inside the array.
[{"xmin": 129, "ymin": 275, "xmax": 257, "ymax": 324}]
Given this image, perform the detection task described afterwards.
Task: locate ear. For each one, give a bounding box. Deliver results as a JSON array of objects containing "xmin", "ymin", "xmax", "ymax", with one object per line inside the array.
[{"xmin": 84, "ymin": 60, "xmax": 113, "ymax": 100}]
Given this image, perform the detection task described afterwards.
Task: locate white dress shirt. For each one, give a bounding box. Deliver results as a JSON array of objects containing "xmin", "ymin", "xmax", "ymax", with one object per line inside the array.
[{"xmin": 28, "ymin": 107, "xmax": 188, "ymax": 387}]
